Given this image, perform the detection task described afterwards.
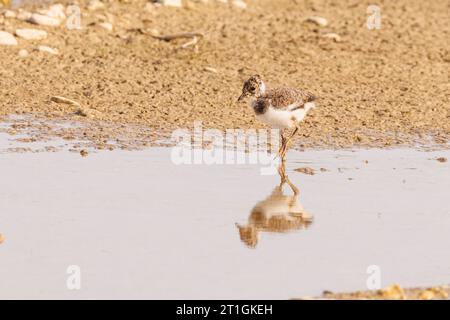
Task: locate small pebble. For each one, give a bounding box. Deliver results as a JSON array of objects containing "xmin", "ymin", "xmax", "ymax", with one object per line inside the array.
[
  {"xmin": 16, "ymin": 10, "xmax": 32, "ymax": 21},
  {"xmin": 87, "ymin": 0, "xmax": 106, "ymax": 11},
  {"xmin": 51, "ymin": 96, "xmax": 80, "ymax": 107},
  {"xmin": 75, "ymin": 108, "xmax": 88, "ymax": 117},
  {"xmin": 0, "ymin": 30, "xmax": 17, "ymax": 46},
  {"xmin": 38, "ymin": 45, "xmax": 59, "ymax": 55},
  {"xmin": 15, "ymin": 28, "xmax": 48, "ymax": 40},
  {"xmin": 295, "ymin": 167, "xmax": 315, "ymax": 175},
  {"xmin": 148, "ymin": 28, "xmax": 160, "ymax": 36},
  {"xmin": 28, "ymin": 13, "xmax": 61, "ymax": 27},
  {"xmin": 98, "ymin": 21, "xmax": 113, "ymax": 31},
  {"xmin": 37, "ymin": 4, "xmax": 66, "ymax": 20},
  {"xmin": 3, "ymin": 9, "xmax": 16, "ymax": 18},
  {"xmin": 419, "ymin": 290, "xmax": 435, "ymax": 300},
  {"xmin": 204, "ymin": 66, "xmax": 218, "ymax": 73},
  {"xmin": 436, "ymin": 157, "xmax": 447, "ymax": 163},
  {"xmin": 306, "ymin": 16, "xmax": 328, "ymax": 27},
  {"xmin": 322, "ymin": 32, "xmax": 341, "ymax": 42},
  {"xmin": 231, "ymin": 0, "xmax": 247, "ymax": 9},
  {"xmin": 80, "ymin": 149, "xmax": 89, "ymax": 157},
  {"xmin": 18, "ymin": 49, "xmax": 29, "ymax": 57},
  {"xmin": 75, "ymin": 107, "xmax": 101, "ymax": 118},
  {"xmin": 156, "ymin": 0, "xmax": 182, "ymax": 7}
]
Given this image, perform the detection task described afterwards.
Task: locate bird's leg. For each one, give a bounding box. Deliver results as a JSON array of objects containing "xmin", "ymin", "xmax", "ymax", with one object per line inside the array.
[
  {"xmin": 276, "ymin": 129, "xmax": 286, "ymax": 160},
  {"xmin": 278, "ymin": 130, "xmax": 286, "ymax": 156},
  {"xmin": 285, "ymin": 176, "xmax": 299, "ymax": 195},
  {"xmin": 277, "ymin": 161, "xmax": 287, "ymax": 185},
  {"xmin": 280, "ymin": 126, "xmax": 299, "ymax": 159},
  {"xmin": 277, "ymin": 161, "xmax": 299, "ymax": 195}
]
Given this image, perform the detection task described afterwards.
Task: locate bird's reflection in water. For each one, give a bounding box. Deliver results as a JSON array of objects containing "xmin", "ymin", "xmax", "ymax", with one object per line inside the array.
[{"xmin": 236, "ymin": 163, "xmax": 313, "ymax": 248}]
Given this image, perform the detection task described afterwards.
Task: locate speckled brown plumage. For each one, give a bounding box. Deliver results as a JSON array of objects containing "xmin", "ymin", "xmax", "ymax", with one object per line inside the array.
[{"xmin": 261, "ymin": 87, "xmax": 316, "ymax": 110}]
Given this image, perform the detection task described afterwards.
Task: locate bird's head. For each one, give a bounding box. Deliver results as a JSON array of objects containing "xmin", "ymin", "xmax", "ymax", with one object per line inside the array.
[
  {"xmin": 237, "ymin": 74, "xmax": 266, "ymax": 102},
  {"xmin": 235, "ymin": 223, "xmax": 259, "ymax": 248}
]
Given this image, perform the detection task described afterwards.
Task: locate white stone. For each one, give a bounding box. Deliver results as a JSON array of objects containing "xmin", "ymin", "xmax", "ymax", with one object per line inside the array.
[
  {"xmin": 148, "ymin": 28, "xmax": 160, "ymax": 36},
  {"xmin": 38, "ymin": 4, "xmax": 66, "ymax": 20},
  {"xmin": 50, "ymin": 96, "xmax": 80, "ymax": 107},
  {"xmin": 28, "ymin": 13, "xmax": 61, "ymax": 26},
  {"xmin": 322, "ymin": 32, "xmax": 341, "ymax": 42},
  {"xmin": 38, "ymin": 45, "xmax": 59, "ymax": 55},
  {"xmin": 3, "ymin": 9, "xmax": 16, "ymax": 18},
  {"xmin": 98, "ymin": 21, "xmax": 113, "ymax": 31},
  {"xmin": 16, "ymin": 10, "xmax": 32, "ymax": 21},
  {"xmin": 204, "ymin": 66, "xmax": 217, "ymax": 73},
  {"xmin": 231, "ymin": 0, "xmax": 246, "ymax": 9},
  {"xmin": 157, "ymin": 0, "xmax": 182, "ymax": 7},
  {"xmin": 87, "ymin": 0, "xmax": 105, "ymax": 11},
  {"xmin": 15, "ymin": 28, "xmax": 48, "ymax": 40},
  {"xmin": 18, "ymin": 49, "xmax": 29, "ymax": 57},
  {"xmin": 0, "ymin": 30, "xmax": 17, "ymax": 46},
  {"xmin": 95, "ymin": 13, "xmax": 107, "ymax": 21},
  {"xmin": 306, "ymin": 16, "xmax": 328, "ymax": 27}
]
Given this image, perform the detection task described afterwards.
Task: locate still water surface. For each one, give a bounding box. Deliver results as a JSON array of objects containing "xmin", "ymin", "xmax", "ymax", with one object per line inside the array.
[{"xmin": 0, "ymin": 145, "xmax": 449, "ymax": 299}]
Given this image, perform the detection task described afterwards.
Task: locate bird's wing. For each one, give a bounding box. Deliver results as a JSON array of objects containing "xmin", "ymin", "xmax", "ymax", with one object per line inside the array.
[{"xmin": 264, "ymin": 87, "xmax": 316, "ymax": 111}]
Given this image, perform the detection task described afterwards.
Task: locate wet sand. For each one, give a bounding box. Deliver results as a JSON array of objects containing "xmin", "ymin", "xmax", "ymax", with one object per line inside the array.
[{"xmin": 313, "ymin": 284, "xmax": 449, "ymax": 300}]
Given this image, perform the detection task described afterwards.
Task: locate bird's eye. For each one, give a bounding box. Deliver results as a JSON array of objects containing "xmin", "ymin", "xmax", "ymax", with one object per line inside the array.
[{"xmin": 249, "ymin": 86, "xmax": 255, "ymax": 92}]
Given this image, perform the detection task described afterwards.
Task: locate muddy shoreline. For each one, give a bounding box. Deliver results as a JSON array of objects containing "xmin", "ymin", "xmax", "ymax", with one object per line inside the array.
[{"xmin": 1, "ymin": 114, "xmax": 449, "ymax": 155}]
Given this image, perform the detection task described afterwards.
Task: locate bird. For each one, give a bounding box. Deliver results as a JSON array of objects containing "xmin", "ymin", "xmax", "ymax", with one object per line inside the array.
[
  {"xmin": 236, "ymin": 162, "xmax": 312, "ymax": 248},
  {"xmin": 237, "ymin": 74, "xmax": 317, "ymax": 161}
]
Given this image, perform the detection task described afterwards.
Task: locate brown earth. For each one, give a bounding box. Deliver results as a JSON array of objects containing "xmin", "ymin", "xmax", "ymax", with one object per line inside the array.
[
  {"xmin": 0, "ymin": 0, "xmax": 449, "ymax": 150},
  {"xmin": 304, "ymin": 283, "xmax": 450, "ymax": 300}
]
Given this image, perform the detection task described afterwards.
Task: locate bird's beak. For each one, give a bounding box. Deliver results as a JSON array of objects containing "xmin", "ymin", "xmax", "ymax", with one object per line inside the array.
[{"xmin": 237, "ymin": 92, "xmax": 246, "ymax": 103}]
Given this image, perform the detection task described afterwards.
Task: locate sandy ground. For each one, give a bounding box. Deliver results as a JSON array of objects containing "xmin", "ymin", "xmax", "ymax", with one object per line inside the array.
[
  {"xmin": 311, "ymin": 284, "xmax": 450, "ymax": 300},
  {"xmin": 0, "ymin": 0, "xmax": 449, "ymax": 150}
]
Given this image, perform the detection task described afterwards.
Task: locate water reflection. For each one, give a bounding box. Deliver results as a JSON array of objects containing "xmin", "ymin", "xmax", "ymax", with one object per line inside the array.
[{"xmin": 236, "ymin": 163, "xmax": 313, "ymax": 248}]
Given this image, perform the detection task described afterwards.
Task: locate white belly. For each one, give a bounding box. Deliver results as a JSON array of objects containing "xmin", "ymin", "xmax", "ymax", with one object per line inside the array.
[
  {"xmin": 253, "ymin": 197, "xmax": 308, "ymax": 218},
  {"xmin": 255, "ymin": 106, "xmax": 310, "ymax": 129}
]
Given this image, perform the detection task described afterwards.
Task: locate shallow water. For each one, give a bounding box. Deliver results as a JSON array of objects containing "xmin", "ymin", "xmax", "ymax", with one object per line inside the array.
[{"xmin": 0, "ymin": 144, "xmax": 449, "ymax": 299}]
